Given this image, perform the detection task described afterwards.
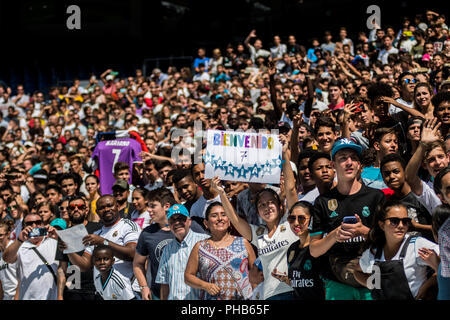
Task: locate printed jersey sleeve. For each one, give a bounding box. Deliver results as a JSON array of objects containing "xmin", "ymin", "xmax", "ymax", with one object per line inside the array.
[
  {"xmin": 122, "ymin": 220, "xmax": 141, "ymax": 245},
  {"xmin": 131, "ymin": 140, "xmax": 143, "ymax": 163}
]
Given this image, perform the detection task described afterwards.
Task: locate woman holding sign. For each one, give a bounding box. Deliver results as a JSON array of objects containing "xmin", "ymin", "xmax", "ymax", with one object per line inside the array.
[{"xmin": 211, "ymin": 176, "xmax": 297, "ymax": 300}]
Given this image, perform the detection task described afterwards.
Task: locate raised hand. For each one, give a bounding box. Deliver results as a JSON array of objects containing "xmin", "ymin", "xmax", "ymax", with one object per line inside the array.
[
  {"xmin": 211, "ymin": 176, "xmax": 225, "ymax": 194},
  {"xmin": 292, "ymin": 112, "xmax": 304, "ymax": 129},
  {"xmin": 421, "ymin": 118, "xmax": 441, "ymax": 144}
]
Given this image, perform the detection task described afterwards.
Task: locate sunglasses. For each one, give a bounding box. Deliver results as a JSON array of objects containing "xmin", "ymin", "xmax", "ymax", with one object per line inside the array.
[
  {"xmin": 287, "ymin": 215, "xmax": 307, "ymax": 224},
  {"xmin": 24, "ymin": 219, "xmax": 43, "ymax": 227},
  {"xmin": 403, "ymin": 78, "xmax": 417, "ymax": 84},
  {"xmin": 69, "ymin": 203, "xmax": 86, "ymax": 211},
  {"xmin": 7, "ymin": 205, "xmax": 18, "ymax": 211},
  {"xmin": 384, "ymin": 217, "xmax": 412, "ymax": 227},
  {"xmin": 59, "ymin": 206, "xmax": 68, "ymax": 211},
  {"xmin": 169, "ymin": 215, "xmax": 188, "ymax": 224}
]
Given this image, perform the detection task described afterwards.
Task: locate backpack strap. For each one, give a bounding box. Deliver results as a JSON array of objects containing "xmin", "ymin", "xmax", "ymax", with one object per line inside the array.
[{"xmin": 31, "ymin": 247, "xmax": 58, "ymax": 285}]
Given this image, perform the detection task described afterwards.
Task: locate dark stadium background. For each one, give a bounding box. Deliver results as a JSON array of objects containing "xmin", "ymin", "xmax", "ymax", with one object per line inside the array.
[{"xmin": 0, "ymin": 0, "xmax": 447, "ymax": 94}]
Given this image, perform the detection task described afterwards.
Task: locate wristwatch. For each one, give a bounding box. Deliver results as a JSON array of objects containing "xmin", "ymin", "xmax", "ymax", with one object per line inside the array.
[{"xmin": 103, "ymin": 239, "xmax": 109, "ymax": 246}]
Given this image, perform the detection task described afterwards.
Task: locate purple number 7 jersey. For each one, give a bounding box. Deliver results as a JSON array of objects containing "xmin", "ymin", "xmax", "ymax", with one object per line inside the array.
[{"xmin": 92, "ymin": 138, "xmax": 142, "ymax": 195}]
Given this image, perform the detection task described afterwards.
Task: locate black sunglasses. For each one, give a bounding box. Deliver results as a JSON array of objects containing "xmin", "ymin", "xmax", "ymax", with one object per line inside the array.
[
  {"xmin": 169, "ymin": 215, "xmax": 188, "ymax": 224},
  {"xmin": 384, "ymin": 217, "xmax": 412, "ymax": 227},
  {"xmin": 287, "ymin": 215, "xmax": 307, "ymax": 224}
]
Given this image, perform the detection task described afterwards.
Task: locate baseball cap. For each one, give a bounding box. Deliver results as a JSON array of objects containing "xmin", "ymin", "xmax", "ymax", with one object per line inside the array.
[
  {"xmin": 50, "ymin": 218, "xmax": 67, "ymax": 230},
  {"xmin": 167, "ymin": 204, "xmax": 190, "ymax": 220},
  {"xmin": 331, "ymin": 138, "xmax": 362, "ymax": 159},
  {"xmin": 112, "ymin": 179, "xmax": 129, "ymax": 190},
  {"xmin": 254, "ymin": 257, "xmax": 263, "ymax": 271},
  {"xmin": 106, "ymin": 74, "xmax": 114, "ymax": 81}
]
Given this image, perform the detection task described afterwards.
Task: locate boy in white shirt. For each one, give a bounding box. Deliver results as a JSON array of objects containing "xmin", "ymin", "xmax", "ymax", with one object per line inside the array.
[{"xmin": 93, "ymin": 245, "xmax": 135, "ymax": 300}]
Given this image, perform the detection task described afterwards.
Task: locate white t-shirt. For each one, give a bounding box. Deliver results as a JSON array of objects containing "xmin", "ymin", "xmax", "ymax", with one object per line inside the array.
[
  {"xmin": 130, "ymin": 209, "xmax": 152, "ymax": 230},
  {"xmin": 190, "ymin": 194, "xmax": 222, "ymax": 219},
  {"xmin": 359, "ymin": 236, "xmax": 439, "ymax": 298},
  {"xmin": 390, "ymin": 97, "xmax": 414, "ymax": 115},
  {"xmin": 0, "ymin": 241, "xmax": 18, "ymax": 300},
  {"xmin": 94, "ymin": 267, "xmax": 135, "ymax": 300},
  {"xmin": 85, "ymin": 219, "xmax": 140, "ymax": 281},
  {"xmin": 416, "ymin": 180, "xmax": 442, "ymax": 215},
  {"xmin": 17, "ymin": 237, "xmax": 59, "ymax": 300},
  {"xmin": 250, "ymin": 219, "xmax": 298, "ymax": 299}
]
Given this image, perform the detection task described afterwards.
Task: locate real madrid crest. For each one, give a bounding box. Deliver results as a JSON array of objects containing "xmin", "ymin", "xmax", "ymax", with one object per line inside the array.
[
  {"xmin": 280, "ymin": 225, "xmax": 286, "ymax": 232},
  {"xmin": 328, "ymin": 199, "xmax": 338, "ymax": 212},
  {"xmin": 113, "ymin": 231, "xmax": 118, "ymax": 237},
  {"xmin": 256, "ymin": 226, "xmax": 265, "ymax": 236}
]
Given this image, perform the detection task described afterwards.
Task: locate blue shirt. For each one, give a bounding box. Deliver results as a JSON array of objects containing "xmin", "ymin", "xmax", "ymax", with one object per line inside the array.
[
  {"xmin": 155, "ymin": 229, "xmax": 209, "ymax": 300},
  {"xmin": 361, "ymin": 166, "xmax": 388, "ymax": 190},
  {"xmin": 193, "ymin": 57, "xmax": 211, "ymax": 71}
]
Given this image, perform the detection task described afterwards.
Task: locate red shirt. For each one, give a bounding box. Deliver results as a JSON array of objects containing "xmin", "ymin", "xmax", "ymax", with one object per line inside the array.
[{"xmin": 328, "ymin": 99, "xmax": 345, "ymax": 110}]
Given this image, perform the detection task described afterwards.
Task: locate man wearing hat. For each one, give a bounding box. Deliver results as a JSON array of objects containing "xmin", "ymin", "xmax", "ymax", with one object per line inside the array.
[
  {"xmin": 155, "ymin": 204, "xmax": 208, "ymax": 300},
  {"xmin": 309, "ymin": 138, "xmax": 385, "ymax": 300}
]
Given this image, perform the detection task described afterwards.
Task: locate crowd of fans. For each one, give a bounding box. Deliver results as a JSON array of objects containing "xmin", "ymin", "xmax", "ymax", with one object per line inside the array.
[{"xmin": 0, "ymin": 9, "xmax": 449, "ymax": 300}]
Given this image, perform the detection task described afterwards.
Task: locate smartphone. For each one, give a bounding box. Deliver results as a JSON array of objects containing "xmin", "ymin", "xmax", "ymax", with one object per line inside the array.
[
  {"xmin": 343, "ymin": 216, "xmax": 358, "ymax": 224},
  {"xmin": 29, "ymin": 227, "xmax": 48, "ymax": 238}
]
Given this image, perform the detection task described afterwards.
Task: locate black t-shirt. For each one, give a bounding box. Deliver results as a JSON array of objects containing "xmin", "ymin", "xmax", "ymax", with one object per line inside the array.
[
  {"xmin": 311, "ymin": 183, "xmax": 385, "ymax": 279},
  {"xmin": 56, "ymin": 221, "xmax": 102, "ymax": 294},
  {"xmin": 135, "ymin": 224, "xmax": 174, "ymax": 298},
  {"xmin": 287, "ymin": 241, "xmax": 325, "ymax": 300}
]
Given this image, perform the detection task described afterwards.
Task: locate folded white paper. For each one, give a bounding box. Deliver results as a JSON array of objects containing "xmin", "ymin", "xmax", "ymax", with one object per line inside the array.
[{"xmin": 55, "ymin": 224, "xmax": 89, "ymax": 254}]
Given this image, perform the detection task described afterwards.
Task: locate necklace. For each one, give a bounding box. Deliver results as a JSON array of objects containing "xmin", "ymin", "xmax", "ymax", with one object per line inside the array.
[{"xmin": 210, "ymin": 234, "xmax": 232, "ymax": 249}]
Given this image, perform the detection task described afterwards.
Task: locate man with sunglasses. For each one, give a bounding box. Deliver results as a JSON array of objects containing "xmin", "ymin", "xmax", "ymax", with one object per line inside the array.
[
  {"xmin": 380, "ymin": 153, "xmax": 433, "ymax": 241},
  {"xmin": 61, "ymin": 195, "xmax": 140, "ymax": 296},
  {"xmin": 56, "ymin": 196, "xmax": 101, "ymax": 300},
  {"xmin": 389, "ymin": 72, "xmax": 417, "ymax": 117},
  {"xmin": 155, "ymin": 204, "xmax": 208, "ymax": 300},
  {"xmin": 2, "ymin": 213, "xmax": 61, "ymax": 300}
]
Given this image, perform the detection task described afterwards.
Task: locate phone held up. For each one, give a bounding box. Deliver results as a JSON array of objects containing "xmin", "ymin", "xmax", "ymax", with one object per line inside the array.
[
  {"xmin": 342, "ymin": 216, "xmax": 358, "ymax": 224},
  {"xmin": 28, "ymin": 227, "xmax": 48, "ymax": 238}
]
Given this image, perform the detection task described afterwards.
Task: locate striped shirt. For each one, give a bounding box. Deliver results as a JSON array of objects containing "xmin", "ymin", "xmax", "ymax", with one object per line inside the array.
[
  {"xmin": 155, "ymin": 229, "xmax": 209, "ymax": 300},
  {"xmin": 94, "ymin": 267, "xmax": 135, "ymax": 300}
]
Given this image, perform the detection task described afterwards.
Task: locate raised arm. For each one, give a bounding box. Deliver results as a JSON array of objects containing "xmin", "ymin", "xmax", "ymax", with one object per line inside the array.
[
  {"xmin": 244, "ymin": 30, "xmax": 257, "ymax": 49},
  {"xmin": 268, "ymin": 60, "xmax": 283, "ymax": 120},
  {"xmin": 211, "ymin": 176, "xmax": 252, "ymax": 241},
  {"xmin": 379, "ymin": 96, "xmax": 426, "ymax": 118},
  {"xmin": 290, "ymin": 113, "xmax": 303, "ymax": 164},
  {"xmin": 280, "ymin": 134, "xmax": 299, "ymax": 211}
]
